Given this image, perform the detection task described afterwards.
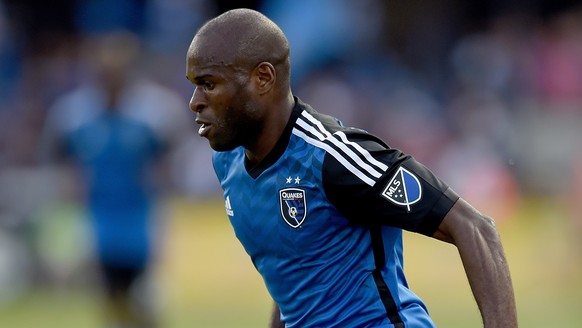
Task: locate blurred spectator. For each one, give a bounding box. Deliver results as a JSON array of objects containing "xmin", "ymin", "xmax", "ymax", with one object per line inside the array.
[
  {"xmin": 0, "ymin": 1, "xmax": 19, "ymax": 107},
  {"xmin": 40, "ymin": 31, "xmax": 189, "ymax": 328},
  {"xmin": 533, "ymin": 7, "xmax": 582, "ymax": 109},
  {"xmin": 74, "ymin": 0, "xmax": 148, "ymax": 36},
  {"xmin": 260, "ymin": 0, "xmax": 386, "ymax": 86},
  {"xmin": 512, "ymin": 7, "xmax": 582, "ymax": 195}
]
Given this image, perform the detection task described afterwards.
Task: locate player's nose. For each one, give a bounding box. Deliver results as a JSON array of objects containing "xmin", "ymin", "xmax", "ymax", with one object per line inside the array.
[{"xmin": 189, "ymin": 87, "xmax": 207, "ymax": 113}]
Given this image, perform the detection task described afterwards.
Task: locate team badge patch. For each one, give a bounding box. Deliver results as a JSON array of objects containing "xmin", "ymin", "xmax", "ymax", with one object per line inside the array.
[
  {"xmin": 381, "ymin": 166, "xmax": 422, "ymax": 211},
  {"xmin": 279, "ymin": 188, "xmax": 307, "ymax": 228}
]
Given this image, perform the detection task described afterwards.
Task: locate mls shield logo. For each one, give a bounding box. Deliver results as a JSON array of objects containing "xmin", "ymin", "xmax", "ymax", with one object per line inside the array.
[
  {"xmin": 279, "ymin": 188, "xmax": 307, "ymax": 228},
  {"xmin": 381, "ymin": 166, "xmax": 422, "ymax": 211}
]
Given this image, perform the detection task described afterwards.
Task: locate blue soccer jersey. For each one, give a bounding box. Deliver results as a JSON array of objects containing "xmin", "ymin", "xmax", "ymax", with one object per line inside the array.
[
  {"xmin": 213, "ymin": 98, "xmax": 459, "ymax": 327},
  {"xmin": 65, "ymin": 112, "xmax": 162, "ymax": 268}
]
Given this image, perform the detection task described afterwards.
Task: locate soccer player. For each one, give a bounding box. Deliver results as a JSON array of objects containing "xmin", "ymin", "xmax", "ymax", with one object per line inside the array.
[
  {"xmin": 42, "ymin": 31, "xmax": 187, "ymax": 328},
  {"xmin": 186, "ymin": 8, "xmax": 517, "ymax": 328}
]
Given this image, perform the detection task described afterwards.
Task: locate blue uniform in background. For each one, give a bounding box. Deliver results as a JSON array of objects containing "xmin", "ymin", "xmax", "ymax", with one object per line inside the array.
[
  {"xmin": 43, "ymin": 74, "xmax": 186, "ymax": 327},
  {"xmin": 65, "ymin": 112, "xmax": 162, "ymax": 269},
  {"xmin": 213, "ymin": 98, "xmax": 459, "ymax": 327},
  {"xmin": 43, "ymin": 81, "xmax": 182, "ymax": 282}
]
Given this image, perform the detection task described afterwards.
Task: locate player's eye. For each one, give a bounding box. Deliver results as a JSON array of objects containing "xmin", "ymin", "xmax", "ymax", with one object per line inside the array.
[{"xmin": 203, "ymin": 81, "xmax": 215, "ymax": 90}]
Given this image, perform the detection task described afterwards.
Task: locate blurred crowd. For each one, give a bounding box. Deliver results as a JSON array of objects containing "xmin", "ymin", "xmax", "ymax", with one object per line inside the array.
[{"xmin": 0, "ymin": 0, "xmax": 581, "ymax": 315}]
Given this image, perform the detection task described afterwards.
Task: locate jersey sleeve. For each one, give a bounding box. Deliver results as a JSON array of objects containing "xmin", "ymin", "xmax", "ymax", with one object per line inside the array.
[{"xmin": 322, "ymin": 130, "xmax": 459, "ymax": 236}]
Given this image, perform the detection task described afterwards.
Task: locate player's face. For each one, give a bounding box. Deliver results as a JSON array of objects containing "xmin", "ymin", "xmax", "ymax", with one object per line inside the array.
[{"xmin": 187, "ymin": 58, "xmax": 262, "ymax": 152}]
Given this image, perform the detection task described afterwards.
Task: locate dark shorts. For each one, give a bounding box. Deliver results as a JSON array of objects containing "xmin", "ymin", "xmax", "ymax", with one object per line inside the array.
[{"xmin": 100, "ymin": 264, "xmax": 146, "ymax": 296}]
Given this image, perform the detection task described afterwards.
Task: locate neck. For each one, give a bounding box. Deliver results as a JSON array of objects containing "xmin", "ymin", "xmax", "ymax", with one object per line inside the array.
[{"xmin": 245, "ymin": 93, "xmax": 295, "ymax": 164}]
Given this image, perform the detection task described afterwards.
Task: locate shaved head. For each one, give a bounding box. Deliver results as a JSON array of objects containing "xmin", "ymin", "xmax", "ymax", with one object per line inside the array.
[
  {"xmin": 188, "ymin": 8, "xmax": 291, "ymax": 88},
  {"xmin": 186, "ymin": 9, "xmax": 296, "ymax": 160}
]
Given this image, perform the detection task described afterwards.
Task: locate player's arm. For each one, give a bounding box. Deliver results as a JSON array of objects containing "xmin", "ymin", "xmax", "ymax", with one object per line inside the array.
[
  {"xmin": 432, "ymin": 198, "xmax": 517, "ymax": 328},
  {"xmin": 269, "ymin": 302, "xmax": 284, "ymax": 328}
]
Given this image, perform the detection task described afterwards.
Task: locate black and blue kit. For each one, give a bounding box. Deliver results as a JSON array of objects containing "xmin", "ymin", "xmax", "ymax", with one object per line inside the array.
[{"xmin": 213, "ymin": 98, "xmax": 459, "ymax": 327}]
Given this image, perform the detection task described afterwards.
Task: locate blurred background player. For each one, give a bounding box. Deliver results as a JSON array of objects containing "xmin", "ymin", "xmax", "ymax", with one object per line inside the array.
[{"xmin": 40, "ymin": 30, "xmax": 188, "ymax": 328}]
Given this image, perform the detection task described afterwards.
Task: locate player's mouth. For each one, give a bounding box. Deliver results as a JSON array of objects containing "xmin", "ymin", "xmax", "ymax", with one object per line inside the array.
[{"xmin": 196, "ymin": 119, "xmax": 212, "ymax": 137}]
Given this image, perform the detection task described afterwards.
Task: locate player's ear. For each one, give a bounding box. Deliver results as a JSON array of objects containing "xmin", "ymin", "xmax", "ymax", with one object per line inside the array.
[{"xmin": 252, "ymin": 62, "xmax": 276, "ymax": 95}]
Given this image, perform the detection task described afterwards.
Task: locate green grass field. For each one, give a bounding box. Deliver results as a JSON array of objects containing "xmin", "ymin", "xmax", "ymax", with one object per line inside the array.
[{"xmin": 1, "ymin": 197, "xmax": 581, "ymax": 327}]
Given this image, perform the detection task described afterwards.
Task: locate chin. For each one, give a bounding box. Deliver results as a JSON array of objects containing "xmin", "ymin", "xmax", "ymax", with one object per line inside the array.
[{"xmin": 209, "ymin": 140, "xmax": 239, "ymax": 152}]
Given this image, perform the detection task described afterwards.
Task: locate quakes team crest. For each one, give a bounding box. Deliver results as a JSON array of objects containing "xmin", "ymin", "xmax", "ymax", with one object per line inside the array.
[
  {"xmin": 279, "ymin": 188, "xmax": 307, "ymax": 228},
  {"xmin": 381, "ymin": 166, "xmax": 422, "ymax": 211}
]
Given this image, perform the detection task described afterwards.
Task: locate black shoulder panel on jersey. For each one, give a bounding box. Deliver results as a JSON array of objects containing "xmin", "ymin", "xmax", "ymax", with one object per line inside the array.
[
  {"xmin": 294, "ymin": 110, "xmax": 392, "ymax": 188},
  {"xmin": 322, "ymin": 129, "xmax": 459, "ymax": 235}
]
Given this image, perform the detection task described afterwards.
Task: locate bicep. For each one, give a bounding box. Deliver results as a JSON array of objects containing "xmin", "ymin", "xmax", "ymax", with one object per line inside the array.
[{"xmin": 324, "ymin": 149, "xmax": 458, "ymax": 235}]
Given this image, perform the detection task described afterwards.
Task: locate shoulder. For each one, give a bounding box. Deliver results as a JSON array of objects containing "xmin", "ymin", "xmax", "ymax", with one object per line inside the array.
[
  {"xmin": 290, "ymin": 100, "xmax": 395, "ymax": 186},
  {"xmin": 47, "ymin": 86, "xmax": 103, "ymax": 135},
  {"xmin": 292, "ymin": 102, "xmax": 390, "ymax": 156}
]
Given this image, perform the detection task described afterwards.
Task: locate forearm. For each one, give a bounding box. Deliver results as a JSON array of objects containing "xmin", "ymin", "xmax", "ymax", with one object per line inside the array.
[
  {"xmin": 456, "ymin": 216, "xmax": 517, "ymax": 327},
  {"xmin": 270, "ymin": 302, "xmax": 285, "ymax": 328},
  {"xmin": 434, "ymin": 198, "xmax": 517, "ymax": 327}
]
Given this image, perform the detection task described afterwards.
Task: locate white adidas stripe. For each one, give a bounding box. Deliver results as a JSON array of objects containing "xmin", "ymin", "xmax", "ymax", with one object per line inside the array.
[
  {"xmin": 334, "ymin": 131, "xmax": 388, "ymax": 171},
  {"xmin": 298, "ymin": 112, "xmax": 386, "ymax": 179},
  {"xmin": 292, "ymin": 127, "xmax": 377, "ymax": 186}
]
